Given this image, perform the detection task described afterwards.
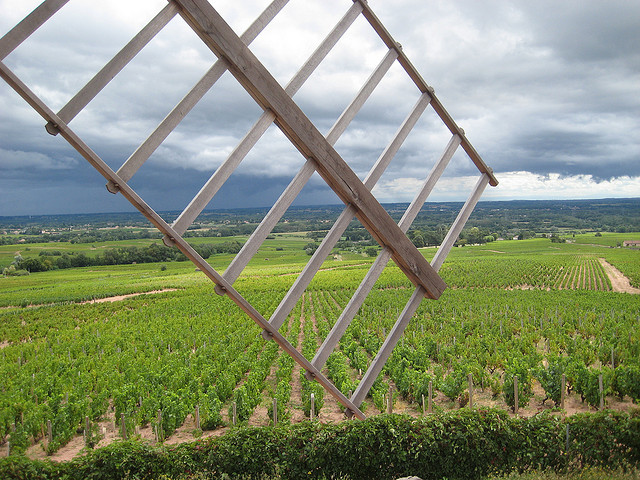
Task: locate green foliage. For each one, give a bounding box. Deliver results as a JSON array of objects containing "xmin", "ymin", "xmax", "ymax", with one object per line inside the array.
[
  {"xmin": 613, "ymin": 365, "xmax": 640, "ymax": 402},
  {"xmin": 503, "ymin": 358, "xmax": 534, "ymax": 410},
  {"xmin": 1, "ymin": 411, "xmax": 639, "ymax": 480},
  {"xmin": 536, "ymin": 356, "xmax": 569, "ymax": 406},
  {"xmin": 198, "ymin": 391, "xmax": 223, "ymax": 430}
]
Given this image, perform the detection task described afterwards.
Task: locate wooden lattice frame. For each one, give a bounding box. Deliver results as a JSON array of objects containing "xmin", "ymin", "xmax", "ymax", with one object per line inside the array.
[{"xmin": 0, "ymin": 0, "xmax": 498, "ymax": 419}]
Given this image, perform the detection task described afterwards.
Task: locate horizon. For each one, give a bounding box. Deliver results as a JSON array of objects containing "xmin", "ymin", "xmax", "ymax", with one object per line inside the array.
[{"xmin": 1, "ymin": 196, "xmax": 639, "ymax": 220}]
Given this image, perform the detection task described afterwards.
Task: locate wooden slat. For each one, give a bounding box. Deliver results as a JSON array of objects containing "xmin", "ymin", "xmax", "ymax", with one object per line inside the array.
[
  {"xmin": 110, "ymin": 0, "xmax": 290, "ymax": 190},
  {"xmin": 326, "ymin": 48, "xmax": 398, "ymax": 144},
  {"xmin": 46, "ymin": 3, "xmax": 179, "ymax": 135},
  {"xmin": 169, "ymin": 2, "xmax": 363, "ymax": 236},
  {"xmin": 397, "ymin": 135, "xmax": 462, "ymax": 231},
  {"xmin": 0, "ymin": 59, "xmax": 365, "ymax": 420},
  {"xmin": 174, "ymin": 0, "xmax": 446, "ymax": 299},
  {"xmin": 219, "ymin": 48, "xmax": 399, "ymax": 288},
  {"xmin": 353, "ymin": 0, "xmax": 498, "ymax": 187},
  {"xmin": 0, "ymin": 0, "xmax": 69, "ymax": 61},
  {"xmin": 350, "ymin": 287, "xmax": 423, "ymax": 408},
  {"xmin": 431, "ymin": 173, "xmax": 490, "ymax": 271},
  {"xmin": 267, "ymin": 93, "xmax": 432, "ymax": 334},
  {"xmin": 310, "ymin": 135, "xmax": 460, "ymax": 371}
]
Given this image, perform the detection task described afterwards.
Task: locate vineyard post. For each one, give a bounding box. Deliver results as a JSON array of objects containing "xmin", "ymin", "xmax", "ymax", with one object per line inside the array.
[
  {"xmin": 272, "ymin": 398, "xmax": 278, "ymax": 426},
  {"xmin": 514, "ymin": 376, "xmax": 519, "ymax": 415},
  {"xmin": 310, "ymin": 393, "xmax": 315, "ymax": 419},
  {"xmin": 156, "ymin": 410, "xmax": 162, "ymax": 442},
  {"xmin": 611, "ymin": 347, "xmax": 615, "ymax": 368},
  {"xmin": 121, "ymin": 413, "xmax": 127, "ymax": 440},
  {"xmin": 428, "ymin": 381, "xmax": 433, "ymax": 413},
  {"xmin": 561, "ymin": 374, "xmax": 566, "ymax": 410},
  {"xmin": 232, "ymin": 401, "xmax": 237, "ymax": 425},
  {"xmin": 598, "ymin": 374, "xmax": 604, "ymax": 410},
  {"xmin": 388, "ymin": 385, "xmax": 393, "ymax": 414},
  {"xmin": 195, "ymin": 405, "xmax": 200, "ymax": 430},
  {"xmin": 422, "ymin": 394, "xmax": 426, "ymax": 415},
  {"xmin": 468, "ymin": 373, "xmax": 474, "ymax": 408},
  {"xmin": 84, "ymin": 416, "xmax": 90, "ymax": 447}
]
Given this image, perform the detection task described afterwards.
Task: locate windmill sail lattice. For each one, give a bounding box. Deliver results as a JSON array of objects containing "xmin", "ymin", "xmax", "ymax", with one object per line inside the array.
[{"xmin": 0, "ymin": 0, "xmax": 498, "ymax": 419}]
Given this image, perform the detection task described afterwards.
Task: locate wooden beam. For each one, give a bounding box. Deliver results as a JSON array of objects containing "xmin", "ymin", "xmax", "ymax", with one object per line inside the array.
[
  {"xmin": 220, "ymin": 49, "xmax": 398, "ymax": 288},
  {"xmin": 267, "ymin": 93, "xmax": 432, "ymax": 334},
  {"xmin": 174, "ymin": 0, "xmax": 446, "ymax": 299},
  {"xmin": 354, "ymin": 0, "xmax": 498, "ymax": 187},
  {"xmin": 310, "ymin": 135, "xmax": 460, "ymax": 372},
  {"xmin": 431, "ymin": 173, "xmax": 490, "ymax": 271},
  {"xmin": 0, "ymin": 0, "xmax": 69, "ymax": 61},
  {"xmin": 46, "ymin": 3, "xmax": 179, "ymax": 135}
]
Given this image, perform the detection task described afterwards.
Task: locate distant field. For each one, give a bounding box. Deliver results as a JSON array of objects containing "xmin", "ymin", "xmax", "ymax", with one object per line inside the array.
[{"xmin": 571, "ymin": 231, "xmax": 640, "ymax": 247}]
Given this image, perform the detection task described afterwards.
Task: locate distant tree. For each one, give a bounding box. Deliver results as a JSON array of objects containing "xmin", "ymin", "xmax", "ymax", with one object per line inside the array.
[
  {"xmin": 411, "ymin": 234, "xmax": 425, "ymax": 248},
  {"xmin": 303, "ymin": 242, "xmax": 318, "ymax": 255},
  {"xmin": 365, "ymin": 247, "xmax": 377, "ymax": 257}
]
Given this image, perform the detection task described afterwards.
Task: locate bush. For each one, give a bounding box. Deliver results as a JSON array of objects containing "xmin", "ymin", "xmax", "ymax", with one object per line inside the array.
[{"xmin": 1, "ymin": 410, "xmax": 639, "ymax": 480}]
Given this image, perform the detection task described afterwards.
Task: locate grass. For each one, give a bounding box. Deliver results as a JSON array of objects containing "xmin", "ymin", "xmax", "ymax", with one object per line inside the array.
[{"xmin": 488, "ymin": 467, "xmax": 640, "ymax": 480}]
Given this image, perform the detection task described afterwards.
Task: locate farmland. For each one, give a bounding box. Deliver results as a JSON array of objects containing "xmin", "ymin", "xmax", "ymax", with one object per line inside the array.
[{"xmin": 0, "ymin": 228, "xmax": 639, "ymax": 464}]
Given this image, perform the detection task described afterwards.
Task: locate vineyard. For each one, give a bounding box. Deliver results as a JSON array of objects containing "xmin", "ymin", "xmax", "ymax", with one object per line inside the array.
[{"xmin": 0, "ymin": 233, "xmax": 639, "ymax": 460}]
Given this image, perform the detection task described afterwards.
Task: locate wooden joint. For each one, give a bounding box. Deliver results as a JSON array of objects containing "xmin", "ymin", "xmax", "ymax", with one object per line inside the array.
[
  {"xmin": 105, "ymin": 180, "xmax": 120, "ymax": 194},
  {"xmin": 426, "ymin": 85, "xmax": 435, "ymax": 95},
  {"xmin": 459, "ymin": 127, "xmax": 465, "ymax": 136},
  {"xmin": 214, "ymin": 284, "xmax": 226, "ymax": 296},
  {"xmin": 162, "ymin": 235, "xmax": 176, "ymax": 247},
  {"xmin": 45, "ymin": 122, "xmax": 60, "ymax": 136}
]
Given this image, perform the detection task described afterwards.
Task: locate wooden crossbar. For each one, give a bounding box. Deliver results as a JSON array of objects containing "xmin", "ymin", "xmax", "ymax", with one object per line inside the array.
[
  {"xmin": 0, "ymin": 0, "xmax": 498, "ymax": 418},
  {"xmin": 0, "ymin": 0, "xmax": 69, "ymax": 61},
  {"xmin": 46, "ymin": 3, "xmax": 179, "ymax": 135},
  {"xmin": 310, "ymin": 134, "xmax": 461, "ymax": 373}
]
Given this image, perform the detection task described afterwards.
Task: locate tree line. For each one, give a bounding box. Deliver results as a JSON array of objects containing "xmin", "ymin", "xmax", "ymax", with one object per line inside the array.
[{"xmin": 2, "ymin": 241, "xmax": 243, "ymax": 275}]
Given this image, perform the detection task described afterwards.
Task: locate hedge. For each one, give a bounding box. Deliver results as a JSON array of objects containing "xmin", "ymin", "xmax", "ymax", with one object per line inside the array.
[{"xmin": 1, "ymin": 409, "xmax": 638, "ymax": 480}]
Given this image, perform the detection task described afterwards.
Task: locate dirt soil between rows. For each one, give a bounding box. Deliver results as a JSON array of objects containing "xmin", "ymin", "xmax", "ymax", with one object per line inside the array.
[{"xmin": 599, "ymin": 258, "xmax": 640, "ymax": 294}]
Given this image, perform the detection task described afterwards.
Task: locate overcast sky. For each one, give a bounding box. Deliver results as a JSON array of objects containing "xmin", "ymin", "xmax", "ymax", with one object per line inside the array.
[{"xmin": 1, "ymin": 0, "xmax": 639, "ymax": 216}]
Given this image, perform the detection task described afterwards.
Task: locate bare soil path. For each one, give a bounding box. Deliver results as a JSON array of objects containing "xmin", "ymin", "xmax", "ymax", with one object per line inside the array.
[{"xmin": 599, "ymin": 258, "xmax": 640, "ymax": 294}]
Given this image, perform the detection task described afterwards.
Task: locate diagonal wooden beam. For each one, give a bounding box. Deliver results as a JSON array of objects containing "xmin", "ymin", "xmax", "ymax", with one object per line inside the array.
[{"xmin": 173, "ymin": 0, "xmax": 446, "ymax": 299}]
